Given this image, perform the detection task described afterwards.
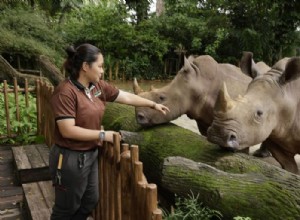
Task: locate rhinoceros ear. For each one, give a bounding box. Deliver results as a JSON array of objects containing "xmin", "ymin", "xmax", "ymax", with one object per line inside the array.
[
  {"xmin": 183, "ymin": 56, "xmax": 193, "ymax": 72},
  {"xmin": 215, "ymin": 82, "xmax": 235, "ymax": 112},
  {"xmin": 133, "ymin": 78, "xmax": 144, "ymax": 95},
  {"xmin": 240, "ymin": 51, "xmax": 260, "ymax": 79},
  {"xmin": 279, "ymin": 57, "xmax": 300, "ymax": 84},
  {"xmin": 187, "ymin": 55, "xmax": 195, "ymax": 63}
]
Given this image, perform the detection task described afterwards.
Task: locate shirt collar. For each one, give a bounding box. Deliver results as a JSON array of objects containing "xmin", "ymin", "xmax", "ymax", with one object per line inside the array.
[{"xmin": 69, "ymin": 78, "xmax": 94, "ymax": 91}]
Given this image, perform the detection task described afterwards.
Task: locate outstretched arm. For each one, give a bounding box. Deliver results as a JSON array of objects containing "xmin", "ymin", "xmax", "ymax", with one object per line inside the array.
[{"xmin": 115, "ymin": 90, "xmax": 170, "ymax": 115}]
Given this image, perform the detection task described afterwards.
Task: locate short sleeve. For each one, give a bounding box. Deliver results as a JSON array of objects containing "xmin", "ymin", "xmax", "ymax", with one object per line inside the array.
[
  {"xmin": 97, "ymin": 80, "xmax": 119, "ymax": 102},
  {"xmin": 51, "ymin": 91, "xmax": 77, "ymax": 120}
]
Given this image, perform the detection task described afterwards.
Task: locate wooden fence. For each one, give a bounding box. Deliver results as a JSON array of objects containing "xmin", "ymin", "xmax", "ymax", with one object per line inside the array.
[{"xmin": 0, "ymin": 78, "xmax": 163, "ymax": 219}]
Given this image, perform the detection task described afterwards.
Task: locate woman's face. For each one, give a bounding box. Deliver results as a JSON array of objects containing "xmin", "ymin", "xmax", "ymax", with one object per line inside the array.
[{"xmin": 84, "ymin": 53, "xmax": 104, "ymax": 83}]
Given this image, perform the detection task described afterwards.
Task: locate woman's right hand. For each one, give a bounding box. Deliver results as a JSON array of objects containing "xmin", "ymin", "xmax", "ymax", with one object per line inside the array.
[{"xmin": 102, "ymin": 131, "xmax": 122, "ymax": 144}]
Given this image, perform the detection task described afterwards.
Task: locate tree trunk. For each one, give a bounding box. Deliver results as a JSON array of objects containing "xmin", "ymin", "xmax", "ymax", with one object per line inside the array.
[
  {"xmin": 162, "ymin": 157, "xmax": 300, "ymax": 219},
  {"xmin": 102, "ymin": 103, "xmax": 300, "ymax": 219},
  {"xmin": 0, "ymin": 55, "xmax": 51, "ymax": 86},
  {"xmin": 38, "ymin": 55, "xmax": 64, "ymax": 86}
]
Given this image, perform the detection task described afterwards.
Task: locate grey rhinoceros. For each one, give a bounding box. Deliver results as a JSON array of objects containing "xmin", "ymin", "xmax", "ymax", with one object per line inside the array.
[
  {"xmin": 207, "ymin": 52, "xmax": 300, "ymax": 174},
  {"xmin": 134, "ymin": 55, "xmax": 252, "ymax": 136}
]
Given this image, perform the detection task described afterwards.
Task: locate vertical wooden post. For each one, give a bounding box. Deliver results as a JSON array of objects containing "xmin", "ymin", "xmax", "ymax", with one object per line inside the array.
[
  {"xmin": 3, "ymin": 80, "xmax": 11, "ymax": 137},
  {"xmin": 13, "ymin": 78, "xmax": 20, "ymax": 125},
  {"xmin": 113, "ymin": 133, "xmax": 121, "ymax": 220},
  {"xmin": 98, "ymin": 147, "xmax": 104, "ymax": 220},
  {"xmin": 103, "ymin": 142, "xmax": 109, "ymax": 220},
  {"xmin": 108, "ymin": 142, "xmax": 115, "ymax": 220},
  {"xmin": 146, "ymin": 184, "xmax": 158, "ymax": 220},
  {"xmin": 24, "ymin": 79, "xmax": 29, "ymax": 107},
  {"xmin": 36, "ymin": 80, "xmax": 41, "ymax": 135},
  {"xmin": 120, "ymin": 148, "xmax": 131, "ymax": 220}
]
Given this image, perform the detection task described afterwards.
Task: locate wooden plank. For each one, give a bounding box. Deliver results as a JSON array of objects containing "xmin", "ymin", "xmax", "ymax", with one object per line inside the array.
[
  {"xmin": 12, "ymin": 146, "xmax": 31, "ymax": 170},
  {"xmin": 0, "ymin": 148, "xmax": 13, "ymax": 166},
  {"xmin": 0, "ymin": 186, "xmax": 22, "ymax": 198},
  {"xmin": 38, "ymin": 181, "xmax": 54, "ymax": 209},
  {"xmin": 0, "ymin": 177, "xmax": 14, "ymax": 187},
  {"xmin": 0, "ymin": 194, "xmax": 23, "ymax": 210},
  {"xmin": 12, "ymin": 145, "xmax": 51, "ymax": 184},
  {"xmin": 0, "ymin": 207, "xmax": 22, "ymax": 220},
  {"xmin": 24, "ymin": 145, "xmax": 46, "ymax": 169},
  {"xmin": 36, "ymin": 144, "xmax": 50, "ymax": 167},
  {"xmin": 23, "ymin": 181, "xmax": 53, "ymax": 220},
  {"xmin": 0, "ymin": 164, "xmax": 14, "ymax": 176}
]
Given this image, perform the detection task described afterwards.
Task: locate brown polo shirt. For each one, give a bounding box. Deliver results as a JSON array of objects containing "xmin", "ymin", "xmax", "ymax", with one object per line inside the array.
[{"xmin": 51, "ymin": 79, "xmax": 119, "ymax": 151}]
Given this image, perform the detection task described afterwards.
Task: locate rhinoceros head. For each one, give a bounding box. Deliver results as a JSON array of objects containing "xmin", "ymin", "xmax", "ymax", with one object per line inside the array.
[
  {"xmin": 207, "ymin": 54, "xmax": 300, "ymax": 152},
  {"xmin": 133, "ymin": 55, "xmax": 206, "ymax": 126}
]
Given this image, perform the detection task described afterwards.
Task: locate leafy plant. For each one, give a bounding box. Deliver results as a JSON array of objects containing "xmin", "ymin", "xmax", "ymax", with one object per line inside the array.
[
  {"xmin": 163, "ymin": 192, "xmax": 222, "ymax": 220},
  {"xmin": 233, "ymin": 217, "xmax": 252, "ymax": 220},
  {"xmin": 0, "ymin": 83, "xmax": 44, "ymax": 144}
]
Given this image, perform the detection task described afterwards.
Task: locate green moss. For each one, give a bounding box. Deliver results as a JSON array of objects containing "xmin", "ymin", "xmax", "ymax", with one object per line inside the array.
[{"xmin": 163, "ymin": 165, "xmax": 300, "ymax": 219}]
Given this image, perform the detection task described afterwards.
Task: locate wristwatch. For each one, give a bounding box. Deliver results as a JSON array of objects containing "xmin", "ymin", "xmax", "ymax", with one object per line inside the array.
[{"xmin": 99, "ymin": 130, "xmax": 105, "ymax": 141}]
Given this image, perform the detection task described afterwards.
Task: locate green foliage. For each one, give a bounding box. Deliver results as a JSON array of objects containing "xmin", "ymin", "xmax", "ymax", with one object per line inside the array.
[
  {"xmin": 62, "ymin": 3, "xmax": 168, "ymax": 79},
  {"xmin": 0, "ymin": 83, "xmax": 44, "ymax": 145},
  {"xmin": 217, "ymin": 0, "xmax": 300, "ymax": 63},
  {"xmin": 205, "ymin": 28, "xmax": 229, "ymax": 59},
  {"xmin": 163, "ymin": 192, "xmax": 223, "ymax": 220},
  {"xmin": 0, "ymin": 7, "xmax": 65, "ymax": 66},
  {"xmin": 233, "ymin": 217, "xmax": 252, "ymax": 220}
]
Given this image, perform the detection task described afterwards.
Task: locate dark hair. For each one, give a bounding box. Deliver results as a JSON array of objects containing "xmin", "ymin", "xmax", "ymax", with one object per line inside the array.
[{"xmin": 64, "ymin": 43, "xmax": 101, "ymax": 80}]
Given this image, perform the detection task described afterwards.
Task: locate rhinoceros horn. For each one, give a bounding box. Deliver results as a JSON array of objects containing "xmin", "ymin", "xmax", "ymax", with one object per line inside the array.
[
  {"xmin": 133, "ymin": 78, "xmax": 144, "ymax": 95},
  {"xmin": 215, "ymin": 82, "xmax": 235, "ymax": 112}
]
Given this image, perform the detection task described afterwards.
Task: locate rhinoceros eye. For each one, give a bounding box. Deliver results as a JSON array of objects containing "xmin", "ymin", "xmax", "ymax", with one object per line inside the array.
[
  {"xmin": 256, "ymin": 110, "xmax": 263, "ymax": 117},
  {"xmin": 159, "ymin": 95, "xmax": 166, "ymax": 102}
]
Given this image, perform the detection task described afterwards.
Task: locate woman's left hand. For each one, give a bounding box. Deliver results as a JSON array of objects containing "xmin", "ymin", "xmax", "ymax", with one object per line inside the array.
[{"xmin": 153, "ymin": 103, "xmax": 170, "ymax": 115}]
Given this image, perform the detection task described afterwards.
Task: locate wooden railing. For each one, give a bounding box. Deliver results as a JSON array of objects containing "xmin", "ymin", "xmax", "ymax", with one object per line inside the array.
[
  {"xmin": 0, "ymin": 78, "xmax": 163, "ymax": 219},
  {"xmin": 95, "ymin": 138, "xmax": 162, "ymax": 220},
  {"xmin": 0, "ymin": 78, "xmax": 40, "ymax": 139}
]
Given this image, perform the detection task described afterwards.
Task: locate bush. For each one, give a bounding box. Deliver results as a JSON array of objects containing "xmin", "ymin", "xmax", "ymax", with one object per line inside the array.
[
  {"xmin": 0, "ymin": 83, "xmax": 44, "ymax": 144},
  {"xmin": 163, "ymin": 192, "xmax": 222, "ymax": 220}
]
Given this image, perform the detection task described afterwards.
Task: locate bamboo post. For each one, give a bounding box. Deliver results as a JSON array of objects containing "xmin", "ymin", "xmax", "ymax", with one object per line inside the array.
[
  {"xmin": 146, "ymin": 184, "xmax": 158, "ymax": 220},
  {"xmin": 36, "ymin": 80, "xmax": 41, "ymax": 135},
  {"xmin": 152, "ymin": 209, "xmax": 163, "ymax": 220},
  {"xmin": 137, "ymin": 181, "xmax": 147, "ymax": 220},
  {"xmin": 99, "ymin": 147, "xmax": 104, "ymax": 220},
  {"xmin": 108, "ymin": 142, "xmax": 115, "ymax": 220},
  {"xmin": 24, "ymin": 79, "xmax": 29, "ymax": 133},
  {"xmin": 121, "ymin": 143, "xmax": 129, "ymax": 153},
  {"xmin": 13, "ymin": 78, "xmax": 20, "ymax": 125},
  {"xmin": 120, "ymin": 148, "xmax": 131, "ymax": 220},
  {"xmin": 113, "ymin": 133, "xmax": 121, "ymax": 220},
  {"xmin": 130, "ymin": 145, "xmax": 139, "ymax": 220},
  {"xmin": 103, "ymin": 142, "xmax": 109, "ymax": 220},
  {"xmin": 24, "ymin": 79, "xmax": 29, "ymax": 107},
  {"xmin": 134, "ymin": 162, "xmax": 143, "ymax": 220},
  {"xmin": 3, "ymin": 80, "xmax": 11, "ymax": 137}
]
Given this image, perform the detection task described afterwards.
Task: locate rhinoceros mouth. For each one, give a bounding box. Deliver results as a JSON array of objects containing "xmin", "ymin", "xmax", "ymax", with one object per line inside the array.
[{"xmin": 207, "ymin": 127, "xmax": 240, "ymax": 151}]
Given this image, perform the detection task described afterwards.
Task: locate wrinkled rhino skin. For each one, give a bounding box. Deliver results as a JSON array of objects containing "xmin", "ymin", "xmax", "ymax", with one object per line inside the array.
[
  {"xmin": 133, "ymin": 55, "xmax": 252, "ymax": 136},
  {"xmin": 207, "ymin": 51, "xmax": 300, "ymax": 174}
]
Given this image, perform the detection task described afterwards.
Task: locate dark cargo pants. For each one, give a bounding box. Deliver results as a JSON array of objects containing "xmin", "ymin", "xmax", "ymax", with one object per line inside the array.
[{"xmin": 49, "ymin": 145, "xmax": 99, "ymax": 220}]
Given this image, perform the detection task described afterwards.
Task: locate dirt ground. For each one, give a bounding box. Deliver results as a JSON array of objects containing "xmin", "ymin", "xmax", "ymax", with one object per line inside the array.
[{"xmin": 171, "ymin": 114, "xmax": 300, "ymax": 169}]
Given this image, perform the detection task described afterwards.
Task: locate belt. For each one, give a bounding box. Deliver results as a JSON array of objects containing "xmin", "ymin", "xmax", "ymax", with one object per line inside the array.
[{"xmin": 55, "ymin": 144, "xmax": 97, "ymax": 153}]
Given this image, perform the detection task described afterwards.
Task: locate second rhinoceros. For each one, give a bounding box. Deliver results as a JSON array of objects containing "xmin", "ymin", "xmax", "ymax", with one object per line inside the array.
[{"xmin": 207, "ymin": 52, "xmax": 300, "ymax": 174}]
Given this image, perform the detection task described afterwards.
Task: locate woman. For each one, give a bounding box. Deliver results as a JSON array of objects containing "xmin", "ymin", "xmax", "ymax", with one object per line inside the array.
[{"xmin": 49, "ymin": 43, "xmax": 169, "ymax": 220}]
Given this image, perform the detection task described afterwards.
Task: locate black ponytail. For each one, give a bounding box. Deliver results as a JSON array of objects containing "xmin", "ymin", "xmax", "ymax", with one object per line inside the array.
[{"xmin": 63, "ymin": 44, "xmax": 101, "ymax": 80}]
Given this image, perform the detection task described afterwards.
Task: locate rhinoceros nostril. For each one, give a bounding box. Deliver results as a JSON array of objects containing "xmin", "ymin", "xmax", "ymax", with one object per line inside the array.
[
  {"xmin": 137, "ymin": 112, "xmax": 149, "ymax": 124},
  {"xmin": 229, "ymin": 134, "xmax": 236, "ymax": 141}
]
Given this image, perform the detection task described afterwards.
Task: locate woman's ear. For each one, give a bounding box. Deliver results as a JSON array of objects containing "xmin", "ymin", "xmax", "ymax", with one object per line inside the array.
[{"xmin": 82, "ymin": 61, "xmax": 89, "ymax": 72}]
